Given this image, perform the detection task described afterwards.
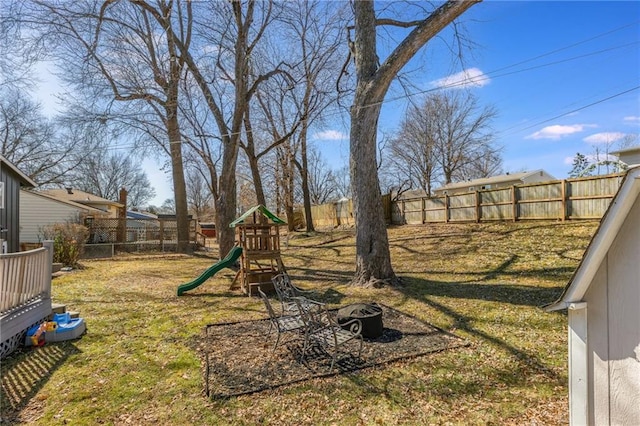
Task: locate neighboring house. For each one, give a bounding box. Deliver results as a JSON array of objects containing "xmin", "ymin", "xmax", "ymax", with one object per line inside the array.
[
  {"xmin": 39, "ymin": 188, "xmax": 123, "ymax": 218},
  {"xmin": 0, "ymin": 156, "xmax": 36, "ymax": 253},
  {"xmin": 545, "ymin": 165, "xmax": 640, "ymax": 425},
  {"xmin": 433, "ymin": 170, "xmax": 556, "ymax": 196},
  {"xmin": 611, "ymin": 145, "xmax": 640, "ymax": 167},
  {"xmin": 125, "ymin": 210, "xmax": 160, "ymax": 242},
  {"xmin": 127, "ymin": 210, "xmax": 158, "ymax": 221},
  {"xmin": 19, "ymin": 189, "xmax": 107, "ymax": 244}
]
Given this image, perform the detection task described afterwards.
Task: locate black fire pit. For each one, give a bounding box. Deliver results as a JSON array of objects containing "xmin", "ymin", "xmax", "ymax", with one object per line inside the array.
[{"xmin": 337, "ymin": 303, "xmax": 383, "ymax": 338}]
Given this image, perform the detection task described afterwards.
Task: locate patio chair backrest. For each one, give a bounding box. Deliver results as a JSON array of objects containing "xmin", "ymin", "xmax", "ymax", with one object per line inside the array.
[
  {"xmin": 272, "ymin": 273, "xmax": 297, "ymax": 300},
  {"xmin": 258, "ymin": 288, "xmax": 278, "ymax": 321}
]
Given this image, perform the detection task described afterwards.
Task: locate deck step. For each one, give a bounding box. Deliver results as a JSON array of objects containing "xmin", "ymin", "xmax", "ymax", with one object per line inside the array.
[{"xmin": 51, "ymin": 303, "xmax": 66, "ymax": 314}]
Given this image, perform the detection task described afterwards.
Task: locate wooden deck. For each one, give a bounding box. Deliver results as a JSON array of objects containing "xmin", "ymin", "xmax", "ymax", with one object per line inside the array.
[{"xmin": 0, "ymin": 242, "xmax": 53, "ymax": 358}]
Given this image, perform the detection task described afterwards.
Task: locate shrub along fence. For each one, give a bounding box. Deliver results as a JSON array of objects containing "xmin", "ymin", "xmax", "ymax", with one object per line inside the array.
[{"xmin": 310, "ymin": 173, "xmax": 624, "ymax": 228}]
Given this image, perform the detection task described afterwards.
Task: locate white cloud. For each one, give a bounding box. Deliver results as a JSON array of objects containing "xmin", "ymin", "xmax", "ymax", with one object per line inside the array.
[
  {"xmin": 624, "ymin": 116, "xmax": 640, "ymax": 123},
  {"xmin": 430, "ymin": 68, "xmax": 490, "ymax": 89},
  {"xmin": 526, "ymin": 124, "xmax": 596, "ymax": 140},
  {"xmin": 583, "ymin": 132, "xmax": 626, "ymax": 144},
  {"xmin": 312, "ymin": 130, "xmax": 347, "ymax": 141}
]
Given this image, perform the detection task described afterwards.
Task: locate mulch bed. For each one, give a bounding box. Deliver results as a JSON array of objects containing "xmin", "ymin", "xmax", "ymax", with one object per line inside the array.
[{"xmin": 199, "ymin": 305, "xmax": 468, "ymax": 399}]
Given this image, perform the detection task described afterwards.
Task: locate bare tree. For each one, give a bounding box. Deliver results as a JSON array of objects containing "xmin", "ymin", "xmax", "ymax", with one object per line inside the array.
[
  {"xmin": 0, "ymin": 88, "xmax": 88, "ymax": 185},
  {"xmin": 332, "ymin": 165, "xmax": 352, "ymax": 200},
  {"xmin": 141, "ymin": 0, "xmax": 286, "ymax": 258},
  {"xmin": 389, "ymin": 90, "xmax": 499, "ymax": 193},
  {"xmin": 185, "ymin": 167, "xmax": 214, "ymax": 220},
  {"xmin": 65, "ymin": 149, "xmax": 156, "ymax": 208},
  {"xmin": 22, "ymin": 0, "xmax": 193, "ymax": 252},
  {"xmin": 349, "ymin": 0, "xmax": 479, "ymax": 287},
  {"xmin": 303, "ymin": 147, "xmax": 337, "ymax": 205},
  {"xmin": 286, "ymin": 1, "xmax": 346, "ymax": 232},
  {"xmin": 0, "ymin": 2, "xmax": 37, "ymax": 90},
  {"xmin": 427, "ymin": 91, "xmax": 498, "ymax": 184},
  {"xmin": 389, "ymin": 103, "xmax": 439, "ymax": 195}
]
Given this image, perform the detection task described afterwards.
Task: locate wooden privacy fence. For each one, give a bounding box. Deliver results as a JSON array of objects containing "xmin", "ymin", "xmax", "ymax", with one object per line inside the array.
[
  {"xmin": 396, "ymin": 174, "xmax": 624, "ymax": 224},
  {"xmin": 309, "ymin": 174, "xmax": 624, "ymax": 228},
  {"xmin": 309, "ymin": 194, "xmax": 392, "ymax": 228}
]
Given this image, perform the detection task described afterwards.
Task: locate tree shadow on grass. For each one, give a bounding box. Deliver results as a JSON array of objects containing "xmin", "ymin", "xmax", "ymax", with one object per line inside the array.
[
  {"xmin": 394, "ymin": 277, "xmax": 566, "ymax": 386},
  {"xmin": 401, "ymin": 277, "xmax": 565, "ymax": 308},
  {"xmin": 1, "ymin": 342, "xmax": 82, "ymax": 423}
]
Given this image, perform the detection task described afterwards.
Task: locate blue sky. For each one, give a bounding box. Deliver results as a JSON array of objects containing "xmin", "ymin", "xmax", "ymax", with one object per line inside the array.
[
  {"xmin": 312, "ymin": 0, "xmax": 640, "ymax": 183},
  {"xmin": 34, "ymin": 1, "xmax": 640, "ymax": 205}
]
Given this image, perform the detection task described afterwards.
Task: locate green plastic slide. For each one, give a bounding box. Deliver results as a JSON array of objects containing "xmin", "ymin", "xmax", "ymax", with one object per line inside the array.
[{"xmin": 176, "ymin": 246, "xmax": 243, "ymax": 296}]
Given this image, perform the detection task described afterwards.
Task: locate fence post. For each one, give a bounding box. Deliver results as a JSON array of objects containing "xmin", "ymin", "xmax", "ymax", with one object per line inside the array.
[
  {"xmin": 511, "ymin": 186, "xmax": 517, "ymax": 222},
  {"xmin": 159, "ymin": 219, "xmax": 164, "ymax": 250},
  {"xmin": 561, "ymin": 179, "xmax": 567, "ymax": 221},
  {"xmin": 42, "ymin": 240, "xmax": 54, "ymax": 299},
  {"xmin": 421, "ymin": 197, "xmax": 426, "ymax": 224},
  {"xmin": 475, "ymin": 191, "xmax": 480, "ymax": 223},
  {"xmin": 444, "ymin": 194, "xmax": 450, "ymax": 223}
]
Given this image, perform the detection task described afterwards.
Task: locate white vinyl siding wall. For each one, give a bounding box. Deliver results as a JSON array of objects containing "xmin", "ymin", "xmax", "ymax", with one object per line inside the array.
[
  {"xmin": 19, "ymin": 191, "xmax": 86, "ymax": 243},
  {"xmin": 582, "ymin": 195, "xmax": 640, "ymax": 425}
]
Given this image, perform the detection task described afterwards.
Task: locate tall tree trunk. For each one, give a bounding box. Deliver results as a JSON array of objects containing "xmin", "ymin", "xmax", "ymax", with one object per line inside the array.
[
  {"xmin": 350, "ymin": 1, "xmax": 396, "ymax": 286},
  {"xmin": 248, "ymin": 153, "xmax": 267, "ymax": 207},
  {"xmin": 298, "ymin": 121, "xmax": 315, "ymax": 232},
  {"xmin": 284, "ymin": 144, "xmax": 296, "ymax": 231},
  {"xmin": 244, "ymin": 113, "xmax": 267, "ymax": 207},
  {"xmin": 215, "ymin": 147, "xmax": 238, "ymax": 258},
  {"xmin": 165, "ymin": 20, "xmax": 190, "ymax": 254},
  {"xmin": 350, "ymin": 0, "xmax": 478, "ymax": 286},
  {"xmin": 167, "ymin": 109, "xmax": 190, "ymax": 253},
  {"xmin": 350, "ymin": 97, "xmax": 396, "ymax": 286}
]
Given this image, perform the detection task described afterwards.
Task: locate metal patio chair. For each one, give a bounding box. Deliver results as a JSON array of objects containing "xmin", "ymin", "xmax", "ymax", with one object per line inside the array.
[
  {"xmin": 258, "ymin": 288, "xmax": 305, "ymax": 353},
  {"xmin": 294, "ymin": 297, "xmax": 364, "ymax": 371},
  {"xmin": 271, "ymin": 273, "xmax": 318, "ymax": 315}
]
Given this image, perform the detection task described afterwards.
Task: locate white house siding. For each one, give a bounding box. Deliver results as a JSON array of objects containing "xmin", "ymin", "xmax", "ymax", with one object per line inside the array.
[
  {"xmin": 19, "ymin": 191, "xmax": 86, "ymax": 243},
  {"xmin": 583, "ymin": 195, "xmax": 640, "ymax": 425},
  {"xmin": 621, "ymin": 152, "xmax": 640, "ymax": 166}
]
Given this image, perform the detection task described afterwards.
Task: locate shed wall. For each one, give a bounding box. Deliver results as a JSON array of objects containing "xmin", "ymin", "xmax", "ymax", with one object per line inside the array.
[
  {"xmin": 0, "ymin": 166, "xmax": 21, "ymax": 253},
  {"xmin": 583, "ymin": 195, "xmax": 640, "ymax": 425}
]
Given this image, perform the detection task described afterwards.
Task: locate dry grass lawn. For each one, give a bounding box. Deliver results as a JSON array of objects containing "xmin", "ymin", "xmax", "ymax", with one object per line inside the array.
[{"xmin": 0, "ymin": 221, "xmax": 598, "ymax": 425}]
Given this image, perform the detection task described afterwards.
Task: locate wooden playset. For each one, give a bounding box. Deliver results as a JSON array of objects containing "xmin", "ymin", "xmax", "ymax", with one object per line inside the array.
[{"xmin": 229, "ymin": 205, "xmax": 286, "ymax": 296}]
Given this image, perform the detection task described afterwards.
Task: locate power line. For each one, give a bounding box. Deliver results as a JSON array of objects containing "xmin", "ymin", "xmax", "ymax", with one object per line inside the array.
[{"xmin": 501, "ymin": 85, "xmax": 640, "ymax": 137}]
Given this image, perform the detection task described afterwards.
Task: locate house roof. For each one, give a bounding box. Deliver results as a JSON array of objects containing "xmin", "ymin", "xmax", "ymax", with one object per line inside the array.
[
  {"xmin": 127, "ymin": 210, "xmax": 158, "ymax": 220},
  {"xmin": 39, "ymin": 188, "xmax": 124, "ymax": 208},
  {"xmin": 610, "ymin": 145, "xmax": 640, "ymax": 156},
  {"xmin": 21, "ymin": 189, "xmax": 106, "ymax": 214},
  {"xmin": 0, "ymin": 155, "xmax": 37, "ymax": 188},
  {"xmin": 229, "ymin": 205, "xmax": 286, "ymax": 227},
  {"xmin": 435, "ymin": 170, "xmax": 554, "ymax": 192},
  {"xmin": 545, "ymin": 165, "xmax": 640, "ymax": 311}
]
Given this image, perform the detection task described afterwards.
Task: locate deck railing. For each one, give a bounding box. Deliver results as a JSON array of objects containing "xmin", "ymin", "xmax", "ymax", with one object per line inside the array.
[
  {"xmin": 1, "ymin": 241, "xmax": 53, "ymax": 358},
  {"xmin": 0, "ymin": 242, "xmax": 52, "ymax": 315}
]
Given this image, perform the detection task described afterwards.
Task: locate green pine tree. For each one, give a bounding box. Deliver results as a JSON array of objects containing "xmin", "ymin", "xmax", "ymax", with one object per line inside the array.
[{"xmin": 569, "ymin": 153, "xmax": 593, "ymax": 178}]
